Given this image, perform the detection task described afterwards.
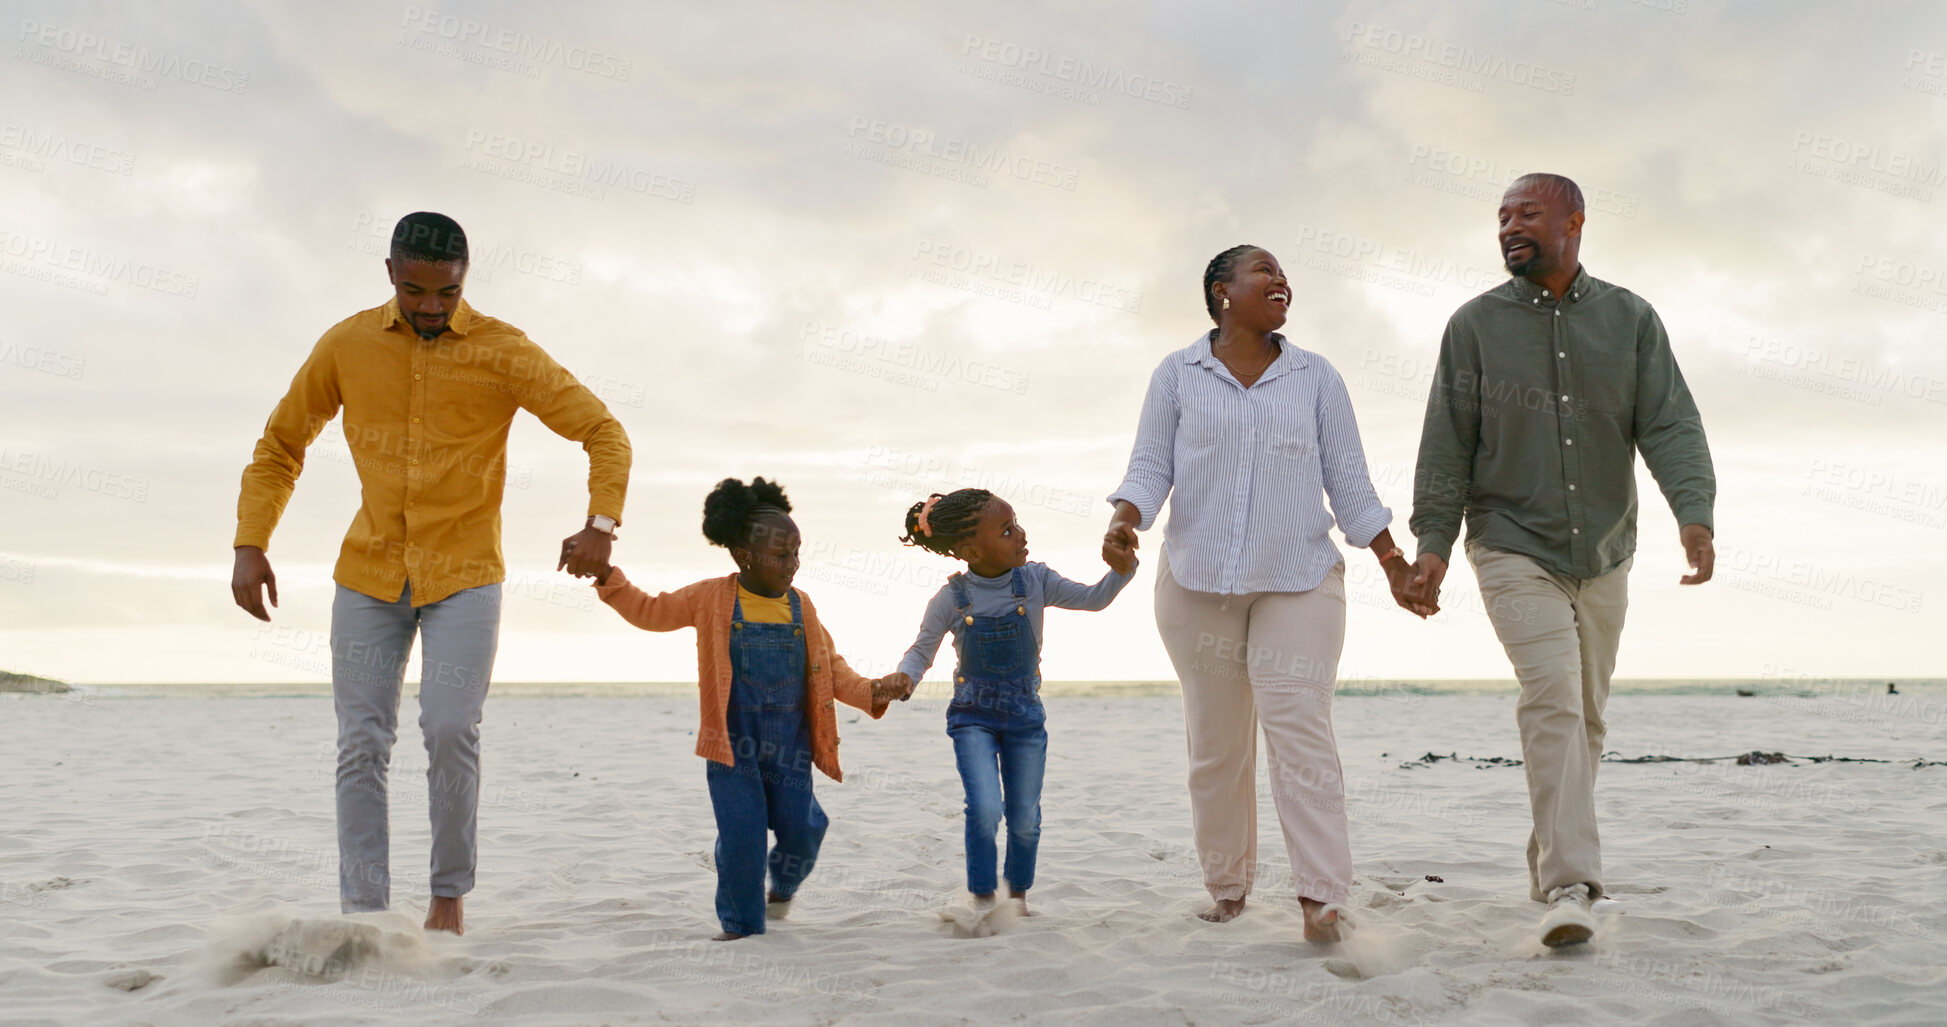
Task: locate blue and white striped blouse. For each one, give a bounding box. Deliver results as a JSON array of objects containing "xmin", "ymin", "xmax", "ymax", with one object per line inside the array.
[{"xmin": 1108, "ymin": 331, "xmax": 1392, "ymax": 595}]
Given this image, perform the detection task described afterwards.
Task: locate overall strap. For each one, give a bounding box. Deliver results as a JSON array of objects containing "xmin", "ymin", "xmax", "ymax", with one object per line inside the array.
[
  {"xmin": 731, "ymin": 593, "xmax": 745, "ymax": 625},
  {"xmin": 948, "ymin": 572, "xmax": 972, "ymax": 614},
  {"xmin": 1010, "ymin": 567, "xmax": 1026, "ymax": 601},
  {"xmin": 787, "ymin": 589, "xmax": 803, "ymax": 625}
]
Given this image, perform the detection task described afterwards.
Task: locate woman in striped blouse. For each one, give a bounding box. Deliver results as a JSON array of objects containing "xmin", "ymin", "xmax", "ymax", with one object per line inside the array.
[{"xmin": 1106, "ymin": 245, "xmax": 1434, "ymax": 943}]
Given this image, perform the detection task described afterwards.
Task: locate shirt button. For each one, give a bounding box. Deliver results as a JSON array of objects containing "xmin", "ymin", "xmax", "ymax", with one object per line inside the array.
[
  {"xmin": 1572, "ymin": 528, "xmax": 1580, "ymax": 535},
  {"xmin": 412, "ymin": 417, "xmax": 421, "ymax": 424},
  {"xmin": 413, "ymin": 374, "xmax": 421, "ymax": 381},
  {"xmin": 1561, "ymin": 395, "xmax": 1570, "ymax": 402},
  {"xmin": 1558, "ymin": 352, "xmax": 1566, "ymax": 358},
  {"xmin": 1568, "ymin": 484, "xmax": 1577, "ymax": 491},
  {"xmin": 1565, "ymin": 439, "xmax": 1574, "ymax": 446}
]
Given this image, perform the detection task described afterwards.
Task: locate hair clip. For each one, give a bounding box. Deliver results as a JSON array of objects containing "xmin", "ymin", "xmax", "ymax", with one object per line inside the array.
[{"xmin": 915, "ymin": 493, "xmax": 943, "ymax": 537}]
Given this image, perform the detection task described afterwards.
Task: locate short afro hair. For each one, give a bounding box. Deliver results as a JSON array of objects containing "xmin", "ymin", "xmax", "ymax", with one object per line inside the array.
[
  {"xmin": 701, "ymin": 477, "xmax": 793, "ymax": 549},
  {"xmin": 391, "ymin": 211, "xmax": 469, "ymax": 266}
]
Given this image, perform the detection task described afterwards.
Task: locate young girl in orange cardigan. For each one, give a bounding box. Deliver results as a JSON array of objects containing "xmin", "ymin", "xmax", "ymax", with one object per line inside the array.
[{"xmin": 581, "ymin": 477, "xmax": 910, "ymax": 940}]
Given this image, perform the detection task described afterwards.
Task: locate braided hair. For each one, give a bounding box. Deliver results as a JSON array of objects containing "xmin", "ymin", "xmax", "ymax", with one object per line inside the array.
[
  {"xmin": 701, "ymin": 477, "xmax": 793, "ymax": 549},
  {"xmin": 1202, "ymin": 244, "xmax": 1262, "ymax": 324},
  {"xmin": 898, "ymin": 488, "xmax": 996, "ymax": 558}
]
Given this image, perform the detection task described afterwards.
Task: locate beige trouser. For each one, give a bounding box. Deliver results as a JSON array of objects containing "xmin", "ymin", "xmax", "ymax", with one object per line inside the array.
[
  {"xmin": 1154, "ymin": 545, "xmax": 1352, "ymax": 905},
  {"xmin": 1467, "ymin": 543, "xmax": 1631, "ymax": 903}
]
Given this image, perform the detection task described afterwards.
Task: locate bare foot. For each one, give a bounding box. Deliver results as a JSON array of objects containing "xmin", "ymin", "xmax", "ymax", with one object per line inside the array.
[
  {"xmin": 1300, "ymin": 898, "xmax": 1345, "ymax": 943},
  {"xmin": 711, "ymin": 931, "xmax": 749, "ymax": 942},
  {"xmin": 1198, "ymin": 897, "xmax": 1246, "ymax": 923},
  {"xmin": 972, "ymin": 892, "xmax": 997, "ymax": 908},
  {"xmin": 1009, "ymin": 889, "xmax": 1032, "ymax": 916},
  {"xmin": 424, "ymin": 896, "xmax": 464, "ymax": 935}
]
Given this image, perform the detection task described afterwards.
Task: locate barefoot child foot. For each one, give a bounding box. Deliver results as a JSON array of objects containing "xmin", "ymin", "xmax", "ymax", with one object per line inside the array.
[
  {"xmin": 766, "ymin": 892, "xmax": 793, "ymax": 919},
  {"xmin": 424, "ymin": 896, "xmax": 465, "ymax": 935},
  {"xmin": 895, "ymin": 491, "xmax": 1139, "ymax": 940},
  {"xmin": 1198, "ymin": 897, "xmax": 1246, "ymax": 923}
]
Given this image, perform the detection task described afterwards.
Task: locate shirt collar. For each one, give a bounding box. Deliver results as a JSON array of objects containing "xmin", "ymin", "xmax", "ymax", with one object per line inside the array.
[
  {"xmin": 381, "ymin": 296, "xmax": 474, "ymax": 338},
  {"xmin": 1186, "ymin": 330, "xmax": 1309, "ymax": 377},
  {"xmin": 1507, "ymin": 266, "xmax": 1594, "ymax": 305}
]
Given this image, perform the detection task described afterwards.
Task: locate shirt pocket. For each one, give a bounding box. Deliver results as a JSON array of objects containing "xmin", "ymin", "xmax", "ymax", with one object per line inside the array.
[{"xmin": 1577, "ymin": 349, "xmax": 1636, "ymax": 420}]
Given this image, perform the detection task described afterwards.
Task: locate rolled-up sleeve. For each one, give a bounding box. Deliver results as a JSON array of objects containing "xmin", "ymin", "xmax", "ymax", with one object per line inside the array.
[
  {"xmin": 1315, "ymin": 365, "xmax": 1392, "ymax": 549},
  {"xmin": 1107, "ymin": 360, "xmax": 1178, "ymax": 531}
]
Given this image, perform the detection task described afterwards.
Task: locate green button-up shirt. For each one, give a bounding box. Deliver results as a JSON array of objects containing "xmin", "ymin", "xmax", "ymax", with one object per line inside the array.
[{"xmin": 1410, "ymin": 267, "xmax": 1715, "ymax": 579}]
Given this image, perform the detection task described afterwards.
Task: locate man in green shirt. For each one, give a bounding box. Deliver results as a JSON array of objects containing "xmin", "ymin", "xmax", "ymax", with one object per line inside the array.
[{"xmin": 1408, "ymin": 173, "xmax": 1716, "ymax": 947}]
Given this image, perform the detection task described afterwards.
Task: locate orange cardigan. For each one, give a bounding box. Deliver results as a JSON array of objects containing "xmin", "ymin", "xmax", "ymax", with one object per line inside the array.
[{"xmin": 594, "ymin": 568, "xmax": 887, "ymax": 781}]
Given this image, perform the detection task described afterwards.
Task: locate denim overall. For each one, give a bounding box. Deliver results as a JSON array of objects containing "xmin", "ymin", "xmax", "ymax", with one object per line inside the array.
[
  {"xmin": 704, "ymin": 591, "xmax": 828, "ymax": 935},
  {"xmin": 946, "ymin": 568, "xmax": 1048, "ymax": 895}
]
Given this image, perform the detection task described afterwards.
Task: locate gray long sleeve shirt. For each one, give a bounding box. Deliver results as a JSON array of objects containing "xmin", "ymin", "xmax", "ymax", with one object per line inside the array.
[
  {"xmin": 896, "ymin": 561, "xmax": 1137, "ymax": 683},
  {"xmin": 1411, "ymin": 267, "xmax": 1715, "ymax": 579}
]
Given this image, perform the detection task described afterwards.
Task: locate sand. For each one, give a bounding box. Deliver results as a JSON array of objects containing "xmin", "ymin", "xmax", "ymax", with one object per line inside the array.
[{"xmin": 2, "ymin": 687, "xmax": 1943, "ymax": 1025}]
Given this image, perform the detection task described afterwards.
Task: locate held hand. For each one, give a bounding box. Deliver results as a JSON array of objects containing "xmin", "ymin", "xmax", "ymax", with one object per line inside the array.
[
  {"xmin": 1408, "ymin": 553, "xmax": 1448, "ymax": 612},
  {"xmin": 231, "ymin": 546, "xmax": 279, "ymax": 622},
  {"xmin": 1102, "ymin": 535, "xmax": 1137, "ymax": 576},
  {"xmin": 872, "ymin": 672, "xmax": 915, "ymax": 706},
  {"xmin": 559, "ymin": 527, "xmax": 614, "ymax": 579},
  {"xmin": 1385, "ymin": 558, "xmax": 1439, "ymax": 618},
  {"xmin": 1679, "ymin": 524, "xmax": 1714, "ymax": 585},
  {"xmin": 1103, "ymin": 500, "xmax": 1141, "ymax": 555}
]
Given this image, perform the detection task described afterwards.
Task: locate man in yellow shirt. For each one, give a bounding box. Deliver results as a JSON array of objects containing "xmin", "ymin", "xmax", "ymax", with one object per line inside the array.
[{"xmin": 230, "ymin": 212, "xmax": 631, "ymax": 934}]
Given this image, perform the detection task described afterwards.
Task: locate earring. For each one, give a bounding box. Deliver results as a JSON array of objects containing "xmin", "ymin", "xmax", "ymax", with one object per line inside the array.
[{"xmin": 1221, "ymin": 297, "xmax": 1230, "ymax": 310}]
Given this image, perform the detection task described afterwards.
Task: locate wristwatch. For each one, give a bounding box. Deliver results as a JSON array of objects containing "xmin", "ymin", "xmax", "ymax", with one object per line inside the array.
[{"xmin": 589, "ymin": 515, "xmax": 618, "ymax": 535}]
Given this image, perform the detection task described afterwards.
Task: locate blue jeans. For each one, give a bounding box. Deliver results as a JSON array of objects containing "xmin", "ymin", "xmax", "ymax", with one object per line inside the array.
[
  {"xmin": 706, "ymin": 592, "xmax": 825, "ymax": 935},
  {"xmin": 950, "ymin": 716, "xmax": 1047, "ymax": 895}
]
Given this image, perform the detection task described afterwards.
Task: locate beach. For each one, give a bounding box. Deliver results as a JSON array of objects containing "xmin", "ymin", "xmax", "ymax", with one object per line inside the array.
[{"xmin": 2, "ymin": 684, "xmax": 1943, "ymax": 1025}]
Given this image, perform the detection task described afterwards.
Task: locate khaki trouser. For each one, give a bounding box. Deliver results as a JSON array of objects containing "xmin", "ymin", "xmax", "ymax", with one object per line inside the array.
[
  {"xmin": 1154, "ymin": 545, "xmax": 1352, "ymax": 905},
  {"xmin": 1467, "ymin": 544, "xmax": 1630, "ymax": 903}
]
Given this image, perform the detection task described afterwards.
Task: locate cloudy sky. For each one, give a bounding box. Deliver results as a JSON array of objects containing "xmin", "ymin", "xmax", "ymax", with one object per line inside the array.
[{"xmin": 3, "ymin": 1, "xmax": 1943, "ymax": 686}]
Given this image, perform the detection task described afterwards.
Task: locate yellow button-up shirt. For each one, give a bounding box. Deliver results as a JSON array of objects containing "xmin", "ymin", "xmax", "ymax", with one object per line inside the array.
[{"xmin": 236, "ymin": 297, "xmax": 631, "ymax": 606}]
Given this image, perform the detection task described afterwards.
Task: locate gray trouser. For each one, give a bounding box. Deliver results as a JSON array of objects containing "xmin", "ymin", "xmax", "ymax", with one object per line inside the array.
[
  {"xmin": 331, "ymin": 582, "xmax": 501, "ymax": 913},
  {"xmin": 1467, "ymin": 544, "xmax": 1630, "ymax": 903}
]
